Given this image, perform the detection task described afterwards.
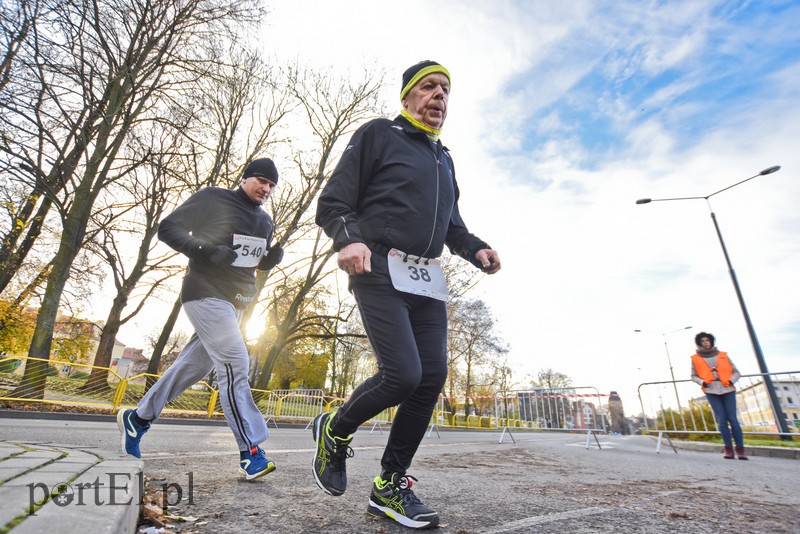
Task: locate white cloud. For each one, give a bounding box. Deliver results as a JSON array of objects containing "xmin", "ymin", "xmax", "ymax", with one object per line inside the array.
[
  {"xmin": 307, "ymin": 1, "xmax": 800, "ymax": 409},
  {"xmin": 114, "ymin": 0, "xmax": 800, "ymax": 414}
]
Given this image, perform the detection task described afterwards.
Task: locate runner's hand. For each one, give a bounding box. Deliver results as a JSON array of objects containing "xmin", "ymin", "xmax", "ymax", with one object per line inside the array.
[
  {"xmin": 259, "ymin": 242, "xmax": 284, "ymax": 270},
  {"xmin": 338, "ymin": 242, "xmax": 371, "ymax": 275},
  {"xmin": 205, "ymin": 244, "xmax": 241, "ymax": 266}
]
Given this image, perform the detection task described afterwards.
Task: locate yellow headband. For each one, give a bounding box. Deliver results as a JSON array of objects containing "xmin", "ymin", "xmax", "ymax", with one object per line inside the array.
[{"xmin": 400, "ymin": 65, "xmax": 451, "ymax": 101}]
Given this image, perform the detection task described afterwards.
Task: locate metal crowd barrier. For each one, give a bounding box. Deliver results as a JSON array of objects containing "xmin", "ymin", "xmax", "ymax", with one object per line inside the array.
[
  {"xmin": 1, "ymin": 356, "xmax": 621, "ymax": 447},
  {"xmin": 637, "ymin": 370, "xmax": 800, "ymax": 453},
  {"xmin": 0, "ymin": 355, "xmax": 126, "ymax": 409},
  {"xmin": 0, "ymin": 356, "xmax": 322, "ymax": 424},
  {"xmin": 262, "ymin": 389, "xmax": 325, "ymax": 427},
  {"xmin": 494, "ymin": 387, "xmax": 608, "ymax": 446},
  {"xmin": 430, "ymin": 395, "xmax": 496, "ymax": 429}
]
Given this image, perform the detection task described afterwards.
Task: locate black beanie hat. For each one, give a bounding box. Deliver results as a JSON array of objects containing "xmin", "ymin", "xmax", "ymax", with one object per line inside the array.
[
  {"xmin": 695, "ymin": 332, "xmax": 715, "ymax": 346},
  {"xmin": 400, "ymin": 60, "xmax": 450, "ymax": 101},
  {"xmin": 242, "ymin": 158, "xmax": 279, "ymax": 184}
]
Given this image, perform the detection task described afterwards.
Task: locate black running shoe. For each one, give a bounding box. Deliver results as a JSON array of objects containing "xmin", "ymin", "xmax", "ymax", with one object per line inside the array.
[
  {"xmin": 367, "ymin": 473, "xmax": 440, "ymax": 529},
  {"xmin": 311, "ymin": 411, "xmax": 353, "ymax": 496}
]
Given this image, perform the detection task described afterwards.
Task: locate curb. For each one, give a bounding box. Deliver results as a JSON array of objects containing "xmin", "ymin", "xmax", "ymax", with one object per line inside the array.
[
  {"xmin": 0, "ymin": 409, "xmax": 323, "ymax": 429},
  {"xmin": 653, "ymin": 437, "xmax": 800, "ymax": 460},
  {"xmin": 0, "ymin": 441, "xmax": 142, "ymax": 534},
  {"xmin": 667, "ymin": 439, "xmax": 800, "ymax": 459},
  {"xmin": 0, "ymin": 410, "xmax": 229, "ymax": 427}
]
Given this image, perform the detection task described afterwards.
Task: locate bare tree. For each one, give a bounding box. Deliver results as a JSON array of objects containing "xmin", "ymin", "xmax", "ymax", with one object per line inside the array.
[
  {"xmin": 144, "ymin": 297, "xmax": 183, "ymax": 392},
  {"xmin": 81, "ymin": 138, "xmax": 186, "ymax": 392},
  {"xmin": 0, "ymin": 0, "xmax": 48, "ymax": 293},
  {"xmin": 196, "ymin": 47, "xmax": 291, "ymax": 187},
  {"xmin": 146, "ymin": 328, "xmax": 189, "ymax": 374},
  {"xmin": 532, "ymin": 369, "xmax": 572, "ymax": 389},
  {"xmin": 252, "ymin": 229, "xmax": 337, "ymax": 392},
  {"xmin": 446, "ymin": 298, "xmax": 508, "ymax": 416},
  {"xmin": 489, "ymin": 354, "xmax": 517, "ymax": 394},
  {"xmin": 324, "ymin": 296, "xmax": 369, "ymax": 397},
  {"xmin": 11, "ymin": 0, "xmax": 264, "ymax": 399},
  {"xmin": 0, "ymin": 0, "xmax": 39, "ymax": 92},
  {"xmin": 144, "ymin": 43, "xmax": 291, "ymax": 377},
  {"xmin": 246, "ymin": 67, "xmax": 385, "ymax": 390}
]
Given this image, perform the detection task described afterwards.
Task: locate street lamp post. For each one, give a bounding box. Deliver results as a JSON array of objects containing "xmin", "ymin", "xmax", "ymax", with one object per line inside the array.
[
  {"xmin": 635, "ymin": 326, "xmax": 692, "ymax": 429},
  {"xmin": 636, "ymin": 165, "xmax": 791, "ymax": 436}
]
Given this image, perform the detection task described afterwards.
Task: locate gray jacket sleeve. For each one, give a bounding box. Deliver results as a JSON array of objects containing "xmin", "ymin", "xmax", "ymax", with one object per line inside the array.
[{"xmin": 690, "ymin": 359, "xmax": 704, "ymax": 386}]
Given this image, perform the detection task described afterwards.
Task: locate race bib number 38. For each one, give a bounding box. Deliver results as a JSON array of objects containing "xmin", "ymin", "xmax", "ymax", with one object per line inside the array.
[
  {"xmin": 232, "ymin": 234, "xmax": 267, "ymax": 267},
  {"xmin": 387, "ymin": 248, "xmax": 449, "ymax": 301}
]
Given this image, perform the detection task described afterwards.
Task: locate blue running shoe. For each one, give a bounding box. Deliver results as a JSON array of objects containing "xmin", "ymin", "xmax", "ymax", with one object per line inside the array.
[
  {"xmin": 239, "ymin": 446, "xmax": 276, "ymax": 480},
  {"xmin": 116, "ymin": 408, "xmax": 150, "ymax": 458}
]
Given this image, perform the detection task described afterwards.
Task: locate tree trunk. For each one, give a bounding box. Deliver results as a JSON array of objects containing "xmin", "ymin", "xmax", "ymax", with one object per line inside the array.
[
  {"xmin": 239, "ymin": 269, "xmax": 268, "ymax": 336},
  {"xmin": 254, "ymin": 339, "xmax": 285, "ymax": 392},
  {"xmin": 80, "ymin": 294, "xmax": 127, "ymax": 393},
  {"xmin": 327, "ymin": 329, "xmax": 338, "ymax": 395},
  {"xmin": 0, "ymin": 190, "xmax": 53, "ymax": 295},
  {"xmin": 464, "ymin": 358, "xmax": 473, "ymax": 417},
  {"xmin": 81, "ymin": 194, "xmax": 166, "ymax": 393},
  {"xmin": 145, "ymin": 295, "xmax": 182, "ymax": 392},
  {"xmin": 11, "ymin": 216, "xmax": 85, "ymax": 398}
]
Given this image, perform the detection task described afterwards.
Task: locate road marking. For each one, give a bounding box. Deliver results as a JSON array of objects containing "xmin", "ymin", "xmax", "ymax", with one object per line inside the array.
[
  {"xmin": 145, "ymin": 444, "xmax": 391, "ymax": 459},
  {"xmin": 566, "ymin": 441, "xmax": 615, "ymax": 449},
  {"xmin": 144, "ymin": 440, "xmax": 497, "ymax": 459},
  {"xmin": 480, "ymin": 507, "xmax": 609, "ymax": 533}
]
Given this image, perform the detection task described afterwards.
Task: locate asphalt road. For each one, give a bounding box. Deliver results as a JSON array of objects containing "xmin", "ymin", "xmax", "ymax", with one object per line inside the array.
[{"xmin": 2, "ymin": 416, "xmax": 799, "ymax": 533}]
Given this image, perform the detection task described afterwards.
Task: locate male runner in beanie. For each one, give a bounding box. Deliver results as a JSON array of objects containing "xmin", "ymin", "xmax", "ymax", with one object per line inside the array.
[
  {"xmin": 117, "ymin": 158, "xmax": 284, "ymax": 480},
  {"xmin": 314, "ymin": 60, "xmax": 501, "ymax": 529}
]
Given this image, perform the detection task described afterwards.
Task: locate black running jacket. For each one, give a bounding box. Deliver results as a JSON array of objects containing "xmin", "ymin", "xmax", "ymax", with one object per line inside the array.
[
  {"xmin": 316, "ymin": 115, "xmax": 489, "ymax": 269},
  {"xmin": 158, "ymin": 187, "xmax": 275, "ymax": 308}
]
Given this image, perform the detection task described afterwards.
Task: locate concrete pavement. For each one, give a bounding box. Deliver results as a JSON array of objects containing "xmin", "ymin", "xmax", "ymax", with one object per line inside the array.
[
  {"xmin": 0, "ymin": 440, "xmax": 142, "ymax": 534},
  {"xmin": 1, "ymin": 412, "xmax": 799, "ymax": 533}
]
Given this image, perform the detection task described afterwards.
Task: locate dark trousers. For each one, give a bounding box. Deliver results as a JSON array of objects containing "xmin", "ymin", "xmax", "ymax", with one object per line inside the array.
[
  {"xmin": 706, "ymin": 391, "xmax": 744, "ymax": 447},
  {"xmin": 331, "ymin": 271, "xmax": 448, "ymax": 475}
]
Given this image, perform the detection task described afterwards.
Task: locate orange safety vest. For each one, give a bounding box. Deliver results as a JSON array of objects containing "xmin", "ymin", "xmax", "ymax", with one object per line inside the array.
[{"xmin": 692, "ymin": 352, "xmax": 733, "ymax": 391}]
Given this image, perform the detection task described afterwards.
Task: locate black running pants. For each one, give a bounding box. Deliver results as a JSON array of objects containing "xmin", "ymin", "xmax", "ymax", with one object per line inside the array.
[{"xmin": 331, "ymin": 271, "xmax": 448, "ymax": 475}]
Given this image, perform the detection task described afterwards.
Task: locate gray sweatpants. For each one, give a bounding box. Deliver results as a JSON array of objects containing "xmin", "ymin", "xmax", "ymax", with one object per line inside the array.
[{"xmin": 137, "ymin": 297, "xmax": 268, "ymax": 451}]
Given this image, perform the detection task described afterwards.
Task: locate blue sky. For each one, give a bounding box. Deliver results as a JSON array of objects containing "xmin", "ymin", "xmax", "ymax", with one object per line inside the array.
[
  {"xmin": 117, "ymin": 0, "xmax": 800, "ymax": 410},
  {"xmin": 264, "ymin": 0, "xmax": 800, "ymax": 407},
  {"xmin": 496, "ymin": 1, "xmax": 800, "ymax": 170}
]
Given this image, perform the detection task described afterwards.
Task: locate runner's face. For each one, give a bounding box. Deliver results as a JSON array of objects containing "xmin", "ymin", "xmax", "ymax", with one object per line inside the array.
[
  {"xmin": 402, "ymin": 73, "xmax": 449, "ymax": 130},
  {"xmin": 241, "ymin": 176, "xmax": 276, "ymax": 204}
]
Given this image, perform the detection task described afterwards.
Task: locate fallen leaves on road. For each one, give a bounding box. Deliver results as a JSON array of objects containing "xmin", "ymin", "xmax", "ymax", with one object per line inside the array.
[{"xmin": 138, "ymin": 475, "xmax": 200, "ymax": 533}]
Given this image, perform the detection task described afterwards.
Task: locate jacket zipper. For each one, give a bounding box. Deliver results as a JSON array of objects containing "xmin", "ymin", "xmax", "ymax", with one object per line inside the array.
[{"xmin": 420, "ymin": 146, "xmax": 440, "ymax": 258}]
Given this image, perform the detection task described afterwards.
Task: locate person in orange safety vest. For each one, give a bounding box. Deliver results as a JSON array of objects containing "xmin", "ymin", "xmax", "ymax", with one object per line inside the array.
[{"xmin": 690, "ymin": 332, "xmax": 747, "ymax": 460}]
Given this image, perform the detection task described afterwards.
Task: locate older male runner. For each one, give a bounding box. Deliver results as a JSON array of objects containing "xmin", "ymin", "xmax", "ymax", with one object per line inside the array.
[{"xmin": 313, "ymin": 60, "xmax": 501, "ymax": 529}]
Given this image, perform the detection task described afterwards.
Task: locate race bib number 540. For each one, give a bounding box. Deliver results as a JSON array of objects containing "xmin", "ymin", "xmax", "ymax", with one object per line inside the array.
[
  {"xmin": 232, "ymin": 234, "xmax": 267, "ymax": 267},
  {"xmin": 387, "ymin": 248, "xmax": 449, "ymax": 301}
]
